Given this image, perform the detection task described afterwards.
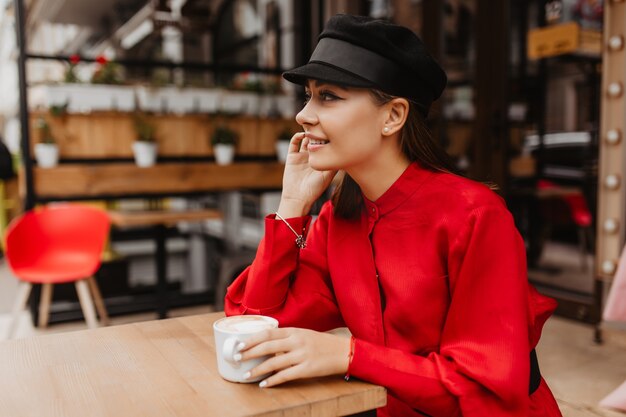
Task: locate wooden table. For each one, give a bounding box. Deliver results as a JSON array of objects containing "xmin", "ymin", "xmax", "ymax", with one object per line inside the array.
[
  {"xmin": 108, "ymin": 208, "xmax": 222, "ymax": 228},
  {"xmin": 108, "ymin": 209, "xmax": 222, "ymax": 319},
  {"xmin": 0, "ymin": 312, "xmax": 387, "ymax": 417}
]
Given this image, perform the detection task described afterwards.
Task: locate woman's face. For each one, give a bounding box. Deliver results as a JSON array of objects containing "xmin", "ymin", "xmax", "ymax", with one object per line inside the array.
[{"xmin": 295, "ymin": 80, "xmax": 388, "ymax": 173}]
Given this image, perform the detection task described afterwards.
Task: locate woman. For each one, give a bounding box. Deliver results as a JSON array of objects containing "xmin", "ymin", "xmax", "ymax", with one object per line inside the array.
[{"xmin": 225, "ymin": 14, "xmax": 562, "ymax": 417}]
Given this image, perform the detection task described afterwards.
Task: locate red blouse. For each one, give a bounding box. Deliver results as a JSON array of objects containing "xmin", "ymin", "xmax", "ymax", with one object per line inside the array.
[{"xmin": 225, "ymin": 163, "xmax": 562, "ymax": 417}]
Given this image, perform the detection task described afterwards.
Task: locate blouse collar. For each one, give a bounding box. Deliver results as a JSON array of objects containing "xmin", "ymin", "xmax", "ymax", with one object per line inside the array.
[{"xmin": 363, "ymin": 162, "xmax": 433, "ymax": 217}]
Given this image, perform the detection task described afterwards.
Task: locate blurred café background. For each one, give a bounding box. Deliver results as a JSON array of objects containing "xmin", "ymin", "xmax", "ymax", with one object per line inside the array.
[{"xmin": 0, "ymin": 0, "xmax": 625, "ymax": 415}]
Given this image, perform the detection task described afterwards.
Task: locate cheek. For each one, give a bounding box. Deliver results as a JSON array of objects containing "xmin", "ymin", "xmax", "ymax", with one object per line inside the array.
[
  {"xmin": 336, "ymin": 116, "xmax": 381, "ymax": 152},
  {"xmin": 329, "ymin": 107, "xmax": 381, "ymax": 144}
]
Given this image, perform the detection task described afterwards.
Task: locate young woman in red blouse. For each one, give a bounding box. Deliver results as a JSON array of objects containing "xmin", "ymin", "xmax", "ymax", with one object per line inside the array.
[{"xmin": 224, "ymin": 14, "xmax": 562, "ymax": 417}]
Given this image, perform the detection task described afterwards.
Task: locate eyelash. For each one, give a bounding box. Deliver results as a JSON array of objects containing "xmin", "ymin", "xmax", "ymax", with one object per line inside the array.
[{"xmin": 303, "ymin": 90, "xmax": 341, "ymax": 106}]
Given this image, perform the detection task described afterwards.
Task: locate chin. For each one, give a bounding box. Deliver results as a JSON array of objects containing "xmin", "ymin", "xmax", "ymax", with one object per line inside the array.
[{"xmin": 309, "ymin": 158, "xmax": 339, "ymax": 172}]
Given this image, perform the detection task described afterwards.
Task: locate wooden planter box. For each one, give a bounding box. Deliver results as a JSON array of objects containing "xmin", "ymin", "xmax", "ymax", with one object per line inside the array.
[{"xmin": 29, "ymin": 112, "xmax": 299, "ymax": 159}]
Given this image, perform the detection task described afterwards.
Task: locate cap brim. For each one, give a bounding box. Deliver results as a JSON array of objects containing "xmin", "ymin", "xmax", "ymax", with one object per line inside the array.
[{"xmin": 282, "ymin": 62, "xmax": 376, "ymax": 89}]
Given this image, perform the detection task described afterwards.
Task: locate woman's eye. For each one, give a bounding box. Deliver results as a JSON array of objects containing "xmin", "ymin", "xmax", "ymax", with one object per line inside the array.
[
  {"xmin": 320, "ymin": 91, "xmax": 340, "ymax": 101},
  {"xmin": 302, "ymin": 90, "xmax": 341, "ymax": 107}
]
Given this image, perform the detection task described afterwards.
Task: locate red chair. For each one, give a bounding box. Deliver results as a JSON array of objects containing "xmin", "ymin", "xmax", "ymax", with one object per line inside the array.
[
  {"xmin": 4, "ymin": 204, "xmax": 111, "ymax": 338},
  {"xmin": 537, "ymin": 179, "xmax": 593, "ymax": 271}
]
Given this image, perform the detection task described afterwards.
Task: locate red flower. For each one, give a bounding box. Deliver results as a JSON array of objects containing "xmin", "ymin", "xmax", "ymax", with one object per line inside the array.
[
  {"xmin": 96, "ymin": 55, "xmax": 108, "ymax": 65},
  {"xmin": 69, "ymin": 54, "xmax": 80, "ymax": 65}
]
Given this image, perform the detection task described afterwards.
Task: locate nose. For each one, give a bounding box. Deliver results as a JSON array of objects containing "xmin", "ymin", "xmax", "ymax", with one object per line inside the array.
[{"xmin": 295, "ymin": 100, "xmax": 317, "ymax": 128}]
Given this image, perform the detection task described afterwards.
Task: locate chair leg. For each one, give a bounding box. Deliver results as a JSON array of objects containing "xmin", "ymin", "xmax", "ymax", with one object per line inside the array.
[
  {"xmin": 87, "ymin": 277, "xmax": 109, "ymax": 326},
  {"xmin": 75, "ymin": 280, "xmax": 98, "ymax": 329},
  {"xmin": 6, "ymin": 282, "xmax": 32, "ymax": 340},
  {"xmin": 38, "ymin": 283, "xmax": 54, "ymax": 328}
]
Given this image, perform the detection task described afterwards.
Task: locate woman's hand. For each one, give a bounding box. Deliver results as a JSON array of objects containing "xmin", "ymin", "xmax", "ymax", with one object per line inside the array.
[
  {"xmin": 277, "ymin": 132, "xmax": 337, "ymax": 217},
  {"xmin": 238, "ymin": 327, "xmax": 351, "ymax": 387}
]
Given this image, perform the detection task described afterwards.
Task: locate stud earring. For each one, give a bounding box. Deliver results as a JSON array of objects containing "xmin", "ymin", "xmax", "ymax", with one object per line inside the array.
[{"xmin": 383, "ymin": 127, "xmax": 390, "ymax": 134}]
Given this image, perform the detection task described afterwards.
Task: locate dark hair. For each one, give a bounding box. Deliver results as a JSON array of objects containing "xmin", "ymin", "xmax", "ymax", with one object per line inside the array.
[{"xmin": 331, "ymin": 90, "xmax": 457, "ymax": 219}]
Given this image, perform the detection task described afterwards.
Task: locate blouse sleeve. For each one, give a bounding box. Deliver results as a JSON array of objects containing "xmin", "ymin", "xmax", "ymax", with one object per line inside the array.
[
  {"xmin": 224, "ymin": 203, "xmax": 345, "ymax": 332},
  {"xmin": 348, "ymin": 204, "xmax": 541, "ymax": 417}
]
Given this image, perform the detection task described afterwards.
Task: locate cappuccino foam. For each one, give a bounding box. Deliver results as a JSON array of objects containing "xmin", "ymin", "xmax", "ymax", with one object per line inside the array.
[{"xmin": 215, "ymin": 316, "xmax": 276, "ymax": 334}]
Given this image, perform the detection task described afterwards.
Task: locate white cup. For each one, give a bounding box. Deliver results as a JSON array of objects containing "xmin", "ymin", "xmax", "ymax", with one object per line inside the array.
[{"xmin": 213, "ymin": 315, "xmax": 279, "ymax": 383}]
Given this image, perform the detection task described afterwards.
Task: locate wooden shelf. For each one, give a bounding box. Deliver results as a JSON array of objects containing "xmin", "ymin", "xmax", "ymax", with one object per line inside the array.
[{"xmin": 30, "ymin": 162, "xmax": 285, "ymax": 199}]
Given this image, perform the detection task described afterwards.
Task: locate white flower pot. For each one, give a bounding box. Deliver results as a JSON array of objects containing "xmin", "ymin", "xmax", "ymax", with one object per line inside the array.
[
  {"xmin": 136, "ymin": 86, "xmax": 192, "ymax": 113},
  {"xmin": 30, "ymin": 84, "xmax": 135, "ymax": 113},
  {"xmin": 135, "ymin": 87, "xmax": 222, "ymax": 114},
  {"xmin": 276, "ymin": 94, "xmax": 296, "ymax": 117},
  {"xmin": 132, "ymin": 141, "xmax": 158, "ymax": 167},
  {"xmin": 275, "ymin": 141, "xmax": 290, "ymax": 163},
  {"xmin": 220, "ymin": 91, "xmax": 260, "ymax": 115},
  {"xmin": 34, "ymin": 143, "xmax": 59, "ymax": 168},
  {"xmin": 214, "ymin": 144, "xmax": 235, "ymax": 165},
  {"xmin": 187, "ymin": 88, "xmax": 222, "ymax": 114},
  {"xmin": 259, "ymin": 94, "xmax": 296, "ymax": 118}
]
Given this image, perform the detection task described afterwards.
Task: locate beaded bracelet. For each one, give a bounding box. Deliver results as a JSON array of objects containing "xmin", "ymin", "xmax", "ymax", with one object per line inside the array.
[
  {"xmin": 274, "ymin": 212, "xmax": 307, "ymax": 249},
  {"xmin": 344, "ymin": 335, "xmax": 356, "ymax": 381}
]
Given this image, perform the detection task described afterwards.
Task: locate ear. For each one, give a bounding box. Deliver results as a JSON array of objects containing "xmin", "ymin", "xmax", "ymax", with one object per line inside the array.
[{"xmin": 381, "ymin": 98, "xmax": 409, "ymax": 136}]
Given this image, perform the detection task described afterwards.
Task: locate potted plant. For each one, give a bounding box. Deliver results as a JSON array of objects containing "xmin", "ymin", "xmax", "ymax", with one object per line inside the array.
[
  {"xmin": 33, "ymin": 117, "xmax": 59, "ymax": 168},
  {"xmin": 132, "ymin": 114, "xmax": 158, "ymax": 167},
  {"xmin": 275, "ymin": 128, "xmax": 293, "ymax": 163},
  {"xmin": 211, "ymin": 125, "xmax": 238, "ymax": 165},
  {"xmin": 64, "ymin": 54, "xmax": 81, "ymax": 83},
  {"xmin": 91, "ymin": 55, "xmax": 123, "ymax": 85},
  {"xmin": 220, "ymin": 72, "xmax": 261, "ymax": 115}
]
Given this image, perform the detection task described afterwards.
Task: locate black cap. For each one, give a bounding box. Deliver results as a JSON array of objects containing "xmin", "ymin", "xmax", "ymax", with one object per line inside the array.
[{"xmin": 283, "ymin": 14, "xmax": 447, "ymax": 116}]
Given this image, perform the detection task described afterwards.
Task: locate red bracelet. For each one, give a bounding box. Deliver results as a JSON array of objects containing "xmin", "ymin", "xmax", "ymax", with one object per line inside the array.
[{"xmin": 344, "ymin": 335, "xmax": 356, "ymax": 381}]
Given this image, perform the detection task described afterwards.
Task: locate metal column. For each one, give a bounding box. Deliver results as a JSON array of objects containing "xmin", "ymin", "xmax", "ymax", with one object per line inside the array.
[
  {"xmin": 13, "ymin": 0, "xmax": 34, "ymax": 210},
  {"xmin": 597, "ymin": 1, "xmax": 626, "ymax": 313}
]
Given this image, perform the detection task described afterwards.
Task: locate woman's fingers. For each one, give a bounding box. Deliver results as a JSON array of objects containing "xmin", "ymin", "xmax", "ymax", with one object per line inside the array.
[
  {"xmin": 245, "ymin": 351, "xmax": 299, "ymax": 381},
  {"xmin": 288, "ymin": 132, "xmax": 306, "ymax": 153},
  {"xmin": 300, "ymin": 136, "xmax": 309, "ymax": 152},
  {"xmin": 259, "ymin": 363, "xmax": 307, "ymax": 388},
  {"xmin": 240, "ymin": 337, "xmax": 292, "ymax": 361},
  {"xmin": 238, "ymin": 327, "xmax": 290, "ymax": 352}
]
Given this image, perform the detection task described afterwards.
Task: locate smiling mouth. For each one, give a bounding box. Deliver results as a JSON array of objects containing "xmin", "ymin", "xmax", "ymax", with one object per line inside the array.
[{"xmin": 308, "ymin": 139, "xmax": 329, "ymax": 145}]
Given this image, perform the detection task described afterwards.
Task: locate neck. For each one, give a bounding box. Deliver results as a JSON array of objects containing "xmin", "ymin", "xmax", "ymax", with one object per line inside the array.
[{"xmin": 347, "ymin": 143, "xmax": 410, "ymax": 202}]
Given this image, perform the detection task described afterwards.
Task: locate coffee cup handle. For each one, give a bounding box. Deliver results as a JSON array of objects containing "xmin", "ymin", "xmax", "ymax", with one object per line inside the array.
[{"xmin": 222, "ymin": 337, "xmax": 243, "ymax": 364}]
